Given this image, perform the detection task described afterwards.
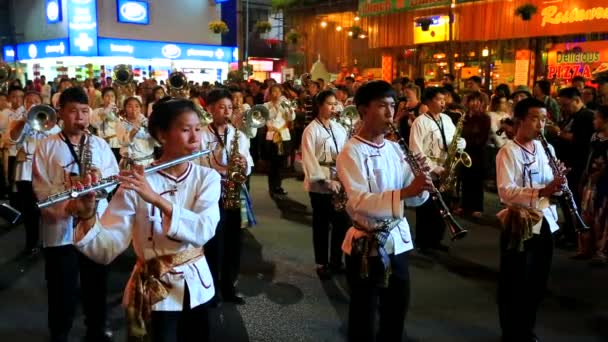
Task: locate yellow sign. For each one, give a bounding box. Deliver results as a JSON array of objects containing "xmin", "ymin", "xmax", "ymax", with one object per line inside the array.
[
  {"xmin": 541, "ymin": 5, "xmax": 608, "ymax": 26},
  {"xmin": 413, "ymin": 15, "xmax": 453, "ymax": 45}
]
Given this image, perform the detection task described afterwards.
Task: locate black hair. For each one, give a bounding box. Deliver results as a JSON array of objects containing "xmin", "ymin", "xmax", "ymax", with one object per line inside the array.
[
  {"xmin": 228, "ymin": 86, "xmax": 244, "ymax": 94},
  {"xmin": 313, "ymin": 90, "xmax": 337, "ymax": 117},
  {"xmin": 572, "ymin": 76, "xmax": 586, "ymax": 83},
  {"xmin": 534, "ymin": 80, "xmax": 551, "ymax": 96},
  {"xmin": 513, "ymin": 97, "xmax": 546, "ymax": 121},
  {"xmin": 353, "ymin": 80, "xmax": 396, "ymax": 113},
  {"xmin": 206, "ymin": 88, "xmax": 232, "ymax": 106},
  {"xmin": 24, "ymin": 91, "xmax": 42, "ymax": 101},
  {"xmin": 558, "ymin": 87, "xmax": 582, "ymax": 99},
  {"xmin": 596, "ymin": 105, "xmax": 608, "ymax": 121},
  {"xmin": 59, "ymin": 87, "xmax": 88, "ymax": 109},
  {"xmin": 148, "ymin": 97, "xmax": 197, "ymax": 142},
  {"xmin": 59, "ymin": 78, "xmax": 72, "ymax": 86},
  {"xmin": 123, "ymin": 96, "xmax": 142, "ymax": 108},
  {"xmin": 490, "ymin": 94, "xmax": 508, "ymax": 111},
  {"xmin": 309, "ymin": 81, "xmax": 320, "ymax": 89},
  {"xmin": 152, "ymin": 86, "xmax": 165, "ymax": 95},
  {"xmin": 444, "ymin": 74, "xmax": 456, "ymax": 82},
  {"xmin": 345, "ymin": 76, "xmax": 355, "ymax": 83},
  {"xmin": 468, "ymin": 76, "xmax": 482, "ymax": 85},
  {"xmin": 421, "ymin": 87, "xmax": 446, "ymax": 104},
  {"xmin": 466, "ymin": 91, "xmax": 483, "ymax": 103},
  {"xmin": 335, "ymin": 85, "xmax": 348, "ymax": 94},
  {"xmin": 7, "ymin": 86, "xmax": 24, "ymax": 96},
  {"xmin": 0, "ymin": 92, "xmax": 6, "ymax": 98},
  {"xmin": 101, "ymin": 87, "xmax": 115, "ymax": 97},
  {"xmin": 495, "ymin": 83, "xmax": 511, "ymax": 98}
]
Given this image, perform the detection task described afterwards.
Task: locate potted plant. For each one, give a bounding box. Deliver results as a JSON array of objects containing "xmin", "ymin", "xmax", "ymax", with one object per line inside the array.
[
  {"xmin": 415, "ymin": 17, "xmax": 433, "ymax": 31},
  {"xmin": 255, "ymin": 20, "xmax": 272, "ymax": 33},
  {"xmin": 286, "ymin": 31, "xmax": 301, "ymax": 45},
  {"xmin": 516, "ymin": 4, "xmax": 537, "ymax": 20},
  {"xmin": 208, "ymin": 20, "xmax": 229, "ymax": 34},
  {"xmin": 271, "ymin": 0, "xmax": 296, "ymax": 11},
  {"xmin": 350, "ymin": 25, "xmax": 363, "ymax": 39}
]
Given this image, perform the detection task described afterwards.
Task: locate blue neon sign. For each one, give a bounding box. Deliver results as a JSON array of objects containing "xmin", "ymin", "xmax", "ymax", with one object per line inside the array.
[
  {"xmin": 117, "ymin": 0, "xmax": 149, "ymax": 25},
  {"xmin": 98, "ymin": 38, "xmax": 238, "ymax": 63},
  {"xmin": 46, "ymin": 0, "xmax": 62, "ymax": 24},
  {"xmin": 67, "ymin": 0, "xmax": 99, "ymax": 56},
  {"xmin": 16, "ymin": 38, "xmax": 70, "ymax": 60},
  {"xmin": 2, "ymin": 46, "xmax": 16, "ymax": 62}
]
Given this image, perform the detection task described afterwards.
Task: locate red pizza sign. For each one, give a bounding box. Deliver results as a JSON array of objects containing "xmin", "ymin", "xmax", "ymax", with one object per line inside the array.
[{"xmin": 547, "ymin": 41, "xmax": 608, "ymax": 80}]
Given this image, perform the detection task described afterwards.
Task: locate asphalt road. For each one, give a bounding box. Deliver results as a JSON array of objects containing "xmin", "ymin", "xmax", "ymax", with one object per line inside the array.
[{"xmin": 0, "ymin": 175, "xmax": 607, "ymax": 342}]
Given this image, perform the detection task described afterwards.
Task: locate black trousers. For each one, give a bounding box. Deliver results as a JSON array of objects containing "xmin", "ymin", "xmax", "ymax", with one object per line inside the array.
[
  {"xmin": 146, "ymin": 285, "xmax": 210, "ymax": 342},
  {"xmin": 461, "ymin": 164, "xmax": 485, "ymax": 213},
  {"xmin": 415, "ymin": 196, "xmax": 446, "ymax": 248},
  {"xmin": 346, "ymin": 252, "xmax": 411, "ymax": 342},
  {"xmin": 265, "ymin": 140, "xmax": 289, "ymax": 192},
  {"xmin": 309, "ymin": 192, "xmax": 350, "ymax": 266},
  {"xmin": 497, "ymin": 220, "xmax": 553, "ymax": 341},
  {"xmin": 204, "ymin": 205, "xmax": 242, "ymax": 297},
  {"xmin": 44, "ymin": 245, "xmax": 108, "ymax": 342},
  {"xmin": 16, "ymin": 181, "xmax": 40, "ymax": 249},
  {"xmin": 7, "ymin": 156, "xmax": 18, "ymax": 209}
]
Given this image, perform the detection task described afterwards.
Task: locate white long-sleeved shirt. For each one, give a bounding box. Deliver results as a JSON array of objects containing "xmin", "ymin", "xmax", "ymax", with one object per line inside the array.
[
  {"xmin": 302, "ymin": 118, "xmax": 348, "ymax": 193},
  {"xmin": 33, "ymin": 133, "xmax": 120, "ymax": 247},
  {"xmin": 90, "ymin": 106, "xmax": 120, "ymax": 148},
  {"xmin": 198, "ymin": 124, "xmax": 252, "ymax": 177},
  {"xmin": 2, "ymin": 106, "xmax": 25, "ymax": 156},
  {"xmin": 264, "ymin": 101, "xmax": 295, "ymax": 141},
  {"xmin": 409, "ymin": 113, "xmax": 463, "ymax": 170},
  {"xmin": 488, "ymin": 111, "xmax": 511, "ymax": 148},
  {"xmin": 116, "ymin": 115, "xmax": 155, "ymax": 166},
  {"xmin": 11, "ymin": 122, "xmax": 61, "ymax": 181},
  {"xmin": 336, "ymin": 136, "xmax": 429, "ymax": 256},
  {"xmin": 74, "ymin": 162, "xmax": 221, "ymax": 311},
  {"xmin": 496, "ymin": 139, "xmax": 560, "ymax": 233}
]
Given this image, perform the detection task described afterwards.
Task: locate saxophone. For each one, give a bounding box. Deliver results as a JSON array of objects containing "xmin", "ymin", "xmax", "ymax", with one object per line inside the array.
[
  {"xmin": 79, "ymin": 131, "xmax": 109, "ymax": 200},
  {"xmin": 437, "ymin": 113, "xmax": 472, "ymax": 195},
  {"xmin": 222, "ymin": 124, "xmax": 247, "ymax": 210}
]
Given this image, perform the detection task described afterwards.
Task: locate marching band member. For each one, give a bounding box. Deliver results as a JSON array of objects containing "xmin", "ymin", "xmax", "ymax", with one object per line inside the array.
[
  {"xmin": 9, "ymin": 92, "xmax": 61, "ymax": 256},
  {"xmin": 409, "ymin": 87, "xmax": 466, "ymax": 252},
  {"xmin": 264, "ymin": 85, "xmax": 295, "ymax": 197},
  {"xmin": 495, "ymin": 98, "xmax": 564, "ymax": 342},
  {"xmin": 33, "ymin": 87, "xmax": 119, "ymax": 342},
  {"xmin": 199, "ymin": 89, "xmax": 252, "ymax": 305},
  {"xmin": 116, "ymin": 97, "xmax": 156, "ymax": 168},
  {"xmin": 2, "ymin": 86, "xmax": 26, "ymax": 209},
  {"xmin": 302, "ymin": 89, "xmax": 350, "ymax": 279},
  {"xmin": 337, "ymin": 81, "xmax": 433, "ymax": 342},
  {"xmin": 70, "ymin": 98, "xmax": 220, "ymax": 342},
  {"xmin": 90, "ymin": 87, "xmax": 121, "ymax": 162}
]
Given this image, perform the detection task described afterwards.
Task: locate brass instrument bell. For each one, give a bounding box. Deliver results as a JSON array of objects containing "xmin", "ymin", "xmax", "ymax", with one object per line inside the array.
[
  {"xmin": 112, "ymin": 64, "xmax": 133, "ymax": 86},
  {"xmin": 27, "ymin": 105, "xmax": 57, "ymax": 132},
  {"xmin": 245, "ymin": 104, "xmax": 269, "ymax": 129},
  {"xmin": 0, "ymin": 62, "xmax": 13, "ymax": 84}
]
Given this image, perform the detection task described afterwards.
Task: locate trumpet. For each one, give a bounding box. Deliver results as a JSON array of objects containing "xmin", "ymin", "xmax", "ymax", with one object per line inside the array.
[
  {"xmin": 27, "ymin": 105, "xmax": 57, "ymax": 132},
  {"xmin": 37, "ymin": 150, "xmax": 212, "ymax": 209}
]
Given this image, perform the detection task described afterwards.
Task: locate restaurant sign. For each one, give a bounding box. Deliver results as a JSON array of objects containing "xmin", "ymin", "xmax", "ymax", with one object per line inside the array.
[
  {"xmin": 359, "ymin": 0, "xmax": 451, "ymax": 17},
  {"xmin": 547, "ymin": 42, "xmax": 608, "ymax": 80}
]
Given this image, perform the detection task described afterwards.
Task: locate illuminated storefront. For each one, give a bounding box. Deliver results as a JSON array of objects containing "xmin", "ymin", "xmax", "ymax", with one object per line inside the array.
[{"xmin": 2, "ymin": 0, "xmax": 238, "ymax": 82}]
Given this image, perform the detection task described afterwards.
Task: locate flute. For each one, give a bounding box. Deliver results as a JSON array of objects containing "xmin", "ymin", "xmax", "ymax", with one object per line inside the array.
[{"xmin": 37, "ymin": 150, "xmax": 211, "ymax": 209}]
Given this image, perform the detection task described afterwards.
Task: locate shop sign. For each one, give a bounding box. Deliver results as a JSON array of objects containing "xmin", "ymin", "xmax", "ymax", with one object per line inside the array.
[
  {"xmin": 547, "ymin": 42, "xmax": 608, "ymax": 80},
  {"xmin": 541, "ymin": 4, "xmax": 608, "ymax": 27},
  {"xmin": 46, "ymin": 0, "xmax": 62, "ymax": 24},
  {"xmin": 98, "ymin": 38, "xmax": 238, "ymax": 63},
  {"xmin": 16, "ymin": 38, "xmax": 69, "ymax": 60},
  {"xmin": 359, "ymin": 0, "xmax": 459, "ymax": 17},
  {"xmin": 67, "ymin": 0, "xmax": 99, "ymax": 57},
  {"xmin": 117, "ymin": 0, "xmax": 150, "ymax": 25},
  {"xmin": 2, "ymin": 46, "xmax": 15, "ymax": 63}
]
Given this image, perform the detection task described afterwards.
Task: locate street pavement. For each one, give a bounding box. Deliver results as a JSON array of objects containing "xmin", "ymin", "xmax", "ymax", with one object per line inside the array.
[{"xmin": 0, "ymin": 175, "xmax": 607, "ymax": 342}]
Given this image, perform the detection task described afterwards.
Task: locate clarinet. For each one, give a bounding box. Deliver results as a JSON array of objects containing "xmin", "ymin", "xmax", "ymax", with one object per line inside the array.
[
  {"xmin": 387, "ymin": 123, "xmax": 468, "ymax": 241},
  {"xmin": 537, "ymin": 133, "xmax": 590, "ymax": 232}
]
